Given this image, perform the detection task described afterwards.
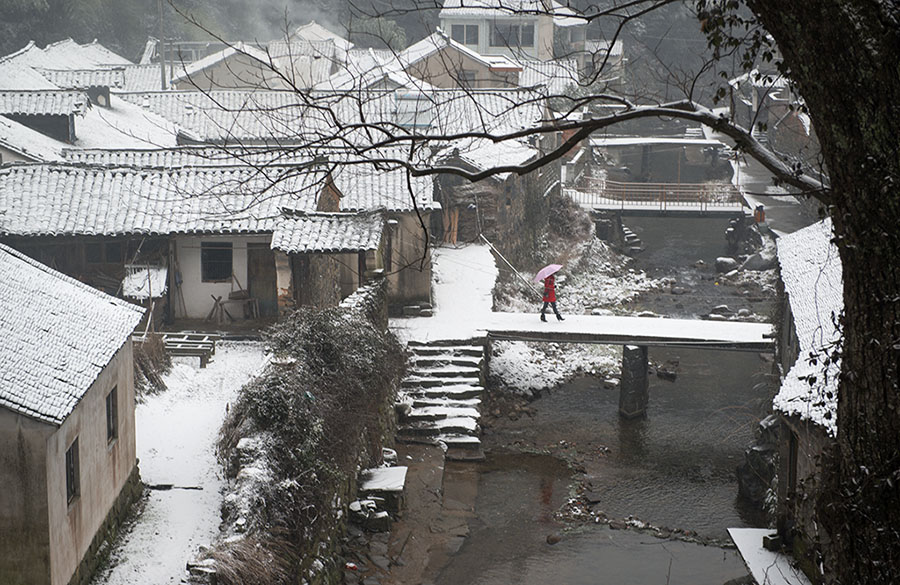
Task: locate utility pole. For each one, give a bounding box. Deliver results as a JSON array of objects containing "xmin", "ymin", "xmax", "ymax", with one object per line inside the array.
[{"xmin": 158, "ymin": 0, "xmax": 166, "ymax": 90}]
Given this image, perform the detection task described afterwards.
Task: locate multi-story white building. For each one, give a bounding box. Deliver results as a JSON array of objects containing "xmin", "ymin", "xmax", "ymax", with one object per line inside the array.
[{"xmin": 438, "ymin": 0, "xmax": 586, "ymax": 64}]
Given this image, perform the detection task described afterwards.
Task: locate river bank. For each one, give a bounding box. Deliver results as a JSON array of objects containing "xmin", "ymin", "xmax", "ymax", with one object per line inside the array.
[{"xmin": 349, "ymin": 219, "xmax": 777, "ymax": 585}]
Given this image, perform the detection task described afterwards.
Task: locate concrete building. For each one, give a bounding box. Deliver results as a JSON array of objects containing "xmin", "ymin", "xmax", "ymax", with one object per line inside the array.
[
  {"xmin": 438, "ymin": 0, "xmax": 586, "ymax": 65},
  {"xmin": 0, "ymin": 243, "xmax": 144, "ymax": 585}
]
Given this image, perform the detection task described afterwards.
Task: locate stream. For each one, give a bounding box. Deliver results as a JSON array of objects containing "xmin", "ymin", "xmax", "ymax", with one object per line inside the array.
[{"xmin": 435, "ymin": 216, "xmax": 773, "ymax": 584}]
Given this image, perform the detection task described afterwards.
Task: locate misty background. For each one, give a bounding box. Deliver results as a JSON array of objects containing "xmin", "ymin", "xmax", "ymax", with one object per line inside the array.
[{"xmin": 0, "ymin": 0, "xmax": 724, "ymax": 104}]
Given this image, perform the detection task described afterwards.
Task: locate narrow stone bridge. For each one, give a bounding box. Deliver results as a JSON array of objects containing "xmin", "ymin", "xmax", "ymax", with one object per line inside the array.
[{"xmin": 483, "ymin": 312, "xmax": 774, "ymax": 418}]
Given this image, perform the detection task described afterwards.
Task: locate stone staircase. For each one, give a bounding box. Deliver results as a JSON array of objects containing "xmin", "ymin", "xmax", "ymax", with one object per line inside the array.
[
  {"xmin": 397, "ymin": 340, "xmax": 486, "ymax": 460},
  {"xmin": 622, "ymin": 225, "xmax": 644, "ymax": 254}
]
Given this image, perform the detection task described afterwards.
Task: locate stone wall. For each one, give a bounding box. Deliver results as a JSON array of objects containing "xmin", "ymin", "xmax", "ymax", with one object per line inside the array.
[
  {"xmin": 339, "ymin": 278, "xmax": 389, "ymax": 331},
  {"xmin": 776, "ymin": 415, "xmax": 832, "ymax": 584},
  {"xmin": 67, "ymin": 465, "xmax": 142, "ymax": 585}
]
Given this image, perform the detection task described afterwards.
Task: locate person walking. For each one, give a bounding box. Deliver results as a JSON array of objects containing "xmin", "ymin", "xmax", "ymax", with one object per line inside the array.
[{"xmin": 540, "ymin": 274, "xmax": 564, "ymax": 321}]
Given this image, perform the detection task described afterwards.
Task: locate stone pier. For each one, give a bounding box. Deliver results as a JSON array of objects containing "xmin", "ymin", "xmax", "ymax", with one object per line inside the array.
[{"xmin": 619, "ymin": 344, "xmax": 649, "ymax": 418}]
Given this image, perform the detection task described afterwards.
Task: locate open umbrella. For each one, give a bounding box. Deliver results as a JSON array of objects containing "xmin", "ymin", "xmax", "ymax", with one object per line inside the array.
[{"xmin": 533, "ymin": 263, "xmax": 562, "ymax": 283}]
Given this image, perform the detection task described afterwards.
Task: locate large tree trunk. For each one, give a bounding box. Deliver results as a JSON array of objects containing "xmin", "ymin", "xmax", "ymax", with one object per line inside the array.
[{"xmin": 747, "ymin": 1, "xmax": 900, "ymax": 582}]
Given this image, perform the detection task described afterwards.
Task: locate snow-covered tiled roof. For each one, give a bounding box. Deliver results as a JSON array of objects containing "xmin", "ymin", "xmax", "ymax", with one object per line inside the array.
[
  {"xmin": 439, "ymin": 0, "xmax": 584, "ymax": 25},
  {"xmin": 62, "ymin": 146, "xmax": 293, "ymax": 167},
  {"xmin": 0, "ymin": 243, "xmax": 144, "ymax": 426},
  {"xmin": 3, "ymin": 39, "xmax": 131, "ymax": 71},
  {"xmin": 121, "ymin": 64, "xmax": 165, "ymax": 92},
  {"xmin": 774, "ymin": 218, "xmax": 841, "ymax": 435},
  {"xmin": 271, "ymin": 211, "xmax": 384, "ymax": 253},
  {"xmin": 170, "ymin": 42, "xmax": 274, "ymax": 86},
  {"xmin": 116, "ymin": 87, "xmax": 546, "ymax": 143},
  {"xmin": 37, "ymin": 68, "xmax": 126, "ymax": 89},
  {"xmin": 441, "ymin": 136, "xmax": 538, "ymax": 180},
  {"xmin": 519, "ymin": 59, "xmax": 579, "ymax": 93},
  {"xmin": 0, "ymin": 115, "xmax": 65, "ymax": 161},
  {"xmin": 0, "ymin": 162, "xmax": 434, "ymax": 238},
  {"xmin": 42, "ymin": 38, "xmax": 133, "ymax": 67},
  {"xmin": 0, "ymin": 90, "xmax": 90, "ymax": 116},
  {"xmin": 0, "ymin": 59, "xmax": 58, "ymax": 90},
  {"xmin": 289, "ymin": 21, "xmax": 353, "ymax": 53}
]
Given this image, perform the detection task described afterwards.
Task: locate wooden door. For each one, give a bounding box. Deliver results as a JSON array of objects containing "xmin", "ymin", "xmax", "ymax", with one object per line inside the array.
[{"xmin": 247, "ymin": 244, "xmax": 277, "ymax": 317}]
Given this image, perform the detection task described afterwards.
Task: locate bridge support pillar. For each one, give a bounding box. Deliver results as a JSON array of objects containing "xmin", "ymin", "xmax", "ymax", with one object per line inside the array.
[{"xmin": 619, "ymin": 344, "xmax": 649, "ymax": 418}]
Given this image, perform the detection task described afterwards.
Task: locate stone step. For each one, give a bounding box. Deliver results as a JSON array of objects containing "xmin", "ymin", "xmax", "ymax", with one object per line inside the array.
[
  {"xmin": 435, "ymin": 433, "xmax": 482, "ymax": 449},
  {"xmin": 407, "ymin": 338, "xmax": 487, "ymax": 348},
  {"xmin": 411, "ymin": 397, "xmax": 482, "ymax": 409},
  {"xmin": 403, "ymin": 384, "xmax": 484, "ymax": 400},
  {"xmin": 402, "ymin": 376, "xmax": 482, "ymax": 389},
  {"xmin": 396, "ymin": 432, "xmax": 483, "ymax": 452},
  {"xmin": 409, "ymin": 345, "xmax": 484, "ymax": 358},
  {"xmin": 405, "ymin": 405, "xmax": 481, "ymax": 422},
  {"xmin": 412, "ymin": 355, "xmax": 483, "ymax": 368},
  {"xmin": 399, "ymin": 416, "xmax": 479, "ymax": 437},
  {"xmin": 446, "ymin": 445, "xmax": 486, "ymax": 461},
  {"xmin": 409, "ymin": 364, "xmax": 481, "ymax": 377}
]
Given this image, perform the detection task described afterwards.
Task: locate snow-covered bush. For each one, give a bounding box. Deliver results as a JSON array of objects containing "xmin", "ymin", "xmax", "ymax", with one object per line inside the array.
[{"xmin": 216, "ymin": 306, "xmax": 406, "ymax": 585}]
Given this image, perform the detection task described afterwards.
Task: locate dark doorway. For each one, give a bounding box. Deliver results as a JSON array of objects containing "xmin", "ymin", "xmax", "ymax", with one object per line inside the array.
[{"xmin": 247, "ymin": 244, "xmax": 277, "ymax": 317}]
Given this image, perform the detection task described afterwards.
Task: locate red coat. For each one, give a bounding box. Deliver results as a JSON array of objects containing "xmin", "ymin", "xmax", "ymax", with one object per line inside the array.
[{"xmin": 542, "ymin": 275, "xmax": 556, "ymax": 302}]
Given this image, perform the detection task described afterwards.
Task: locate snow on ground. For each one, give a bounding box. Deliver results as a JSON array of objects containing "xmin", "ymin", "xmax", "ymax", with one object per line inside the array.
[
  {"xmin": 94, "ymin": 342, "xmax": 266, "ymax": 585},
  {"xmin": 390, "ymin": 243, "xmax": 498, "ymax": 343},
  {"xmin": 497, "ymin": 237, "xmax": 661, "ymax": 316},
  {"xmin": 490, "ymin": 340, "xmax": 620, "ymax": 394},
  {"xmin": 390, "ymin": 241, "xmax": 665, "ymax": 394}
]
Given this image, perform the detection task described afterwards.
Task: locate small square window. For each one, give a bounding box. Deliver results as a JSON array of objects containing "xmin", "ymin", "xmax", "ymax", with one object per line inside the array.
[
  {"xmin": 106, "ymin": 387, "xmax": 118, "ymax": 442},
  {"xmin": 66, "ymin": 438, "xmax": 80, "ymax": 504},
  {"xmin": 451, "ymin": 24, "xmax": 466, "ymax": 44},
  {"xmin": 201, "ymin": 242, "xmax": 233, "ymax": 282}
]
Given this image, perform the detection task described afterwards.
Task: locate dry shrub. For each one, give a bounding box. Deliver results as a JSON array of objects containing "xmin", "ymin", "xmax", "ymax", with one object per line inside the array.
[
  {"xmin": 133, "ymin": 333, "xmax": 171, "ymax": 396},
  {"xmin": 548, "ymin": 189, "xmax": 593, "ymax": 243},
  {"xmin": 209, "ymin": 534, "xmax": 294, "ymax": 585}
]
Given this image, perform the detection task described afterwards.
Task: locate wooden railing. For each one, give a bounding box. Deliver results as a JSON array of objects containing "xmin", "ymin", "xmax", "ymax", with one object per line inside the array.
[{"xmin": 568, "ymin": 178, "xmax": 743, "ymax": 212}]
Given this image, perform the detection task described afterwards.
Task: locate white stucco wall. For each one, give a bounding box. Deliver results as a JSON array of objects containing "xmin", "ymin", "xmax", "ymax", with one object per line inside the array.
[
  {"xmin": 174, "ymin": 234, "xmax": 273, "ymax": 319},
  {"xmin": 45, "ymin": 341, "xmax": 136, "ymax": 585}
]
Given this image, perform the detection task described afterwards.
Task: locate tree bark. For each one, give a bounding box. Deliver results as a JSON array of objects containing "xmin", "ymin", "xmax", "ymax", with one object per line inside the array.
[{"xmin": 746, "ymin": 1, "xmax": 900, "ymax": 582}]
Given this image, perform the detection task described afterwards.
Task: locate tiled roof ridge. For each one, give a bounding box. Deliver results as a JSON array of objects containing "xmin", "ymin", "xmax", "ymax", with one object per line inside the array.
[
  {"xmin": 0, "ymin": 159, "xmax": 305, "ymax": 175},
  {"xmin": 280, "ymin": 207, "xmax": 384, "ymax": 218},
  {"xmin": 0, "ymin": 242, "xmax": 144, "ymax": 317},
  {"xmin": 0, "ymin": 41, "xmax": 38, "ymax": 65}
]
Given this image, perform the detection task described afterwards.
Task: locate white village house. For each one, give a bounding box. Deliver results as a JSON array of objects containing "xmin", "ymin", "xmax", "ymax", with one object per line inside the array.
[
  {"xmin": 0, "ymin": 243, "xmax": 144, "ymax": 585},
  {"xmin": 0, "ymin": 158, "xmax": 436, "ymax": 319}
]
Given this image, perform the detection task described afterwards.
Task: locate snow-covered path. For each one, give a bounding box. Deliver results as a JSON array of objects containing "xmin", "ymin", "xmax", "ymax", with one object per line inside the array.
[
  {"xmin": 94, "ymin": 342, "xmax": 266, "ymax": 585},
  {"xmin": 390, "ymin": 243, "xmax": 498, "ymax": 342}
]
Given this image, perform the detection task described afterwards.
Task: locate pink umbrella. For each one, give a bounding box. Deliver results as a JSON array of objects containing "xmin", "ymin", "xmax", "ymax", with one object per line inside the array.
[{"xmin": 533, "ymin": 264, "xmax": 562, "ymax": 283}]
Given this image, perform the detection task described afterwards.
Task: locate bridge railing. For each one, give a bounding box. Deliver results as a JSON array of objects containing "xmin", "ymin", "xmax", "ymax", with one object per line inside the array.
[{"xmin": 568, "ymin": 178, "xmax": 744, "ymax": 211}]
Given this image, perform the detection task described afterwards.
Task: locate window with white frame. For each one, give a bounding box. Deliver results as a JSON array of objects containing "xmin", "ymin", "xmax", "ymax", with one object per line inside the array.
[
  {"xmin": 451, "ymin": 24, "xmax": 479, "ymax": 45},
  {"xmin": 490, "ymin": 22, "xmax": 535, "ymax": 48}
]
